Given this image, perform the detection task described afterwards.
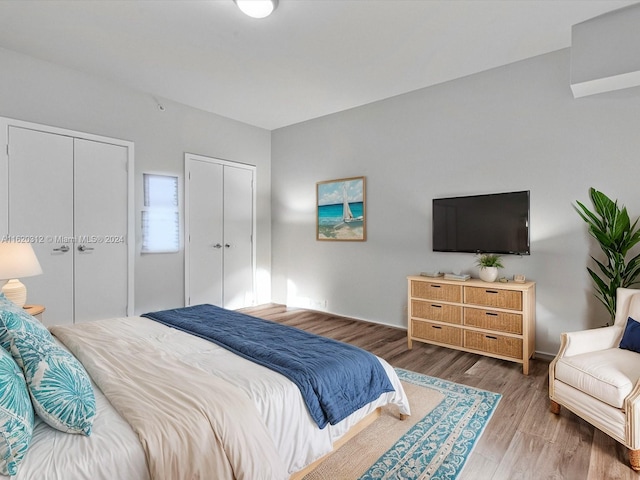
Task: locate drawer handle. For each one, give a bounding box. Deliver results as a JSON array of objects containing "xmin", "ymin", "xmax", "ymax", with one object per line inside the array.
[
  {"xmin": 431, "ymin": 285, "xmax": 441, "ymax": 288},
  {"xmin": 485, "ymin": 312, "xmax": 498, "ymax": 317},
  {"xmin": 485, "ymin": 290, "xmax": 499, "ymax": 294},
  {"xmin": 432, "ymin": 325, "xmax": 442, "ymax": 329},
  {"xmin": 485, "ymin": 335, "xmax": 498, "ymax": 340},
  {"xmin": 431, "ymin": 304, "xmax": 442, "ymax": 308}
]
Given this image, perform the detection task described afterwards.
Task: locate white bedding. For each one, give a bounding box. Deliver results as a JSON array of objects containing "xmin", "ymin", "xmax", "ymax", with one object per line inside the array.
[
  {"xmin": 3, "ymin": 316, "xmax": 410, "ymax": 479},
  {"xmin": 3, "ymin": 340, "xmax": 150, "ymax": 480}
]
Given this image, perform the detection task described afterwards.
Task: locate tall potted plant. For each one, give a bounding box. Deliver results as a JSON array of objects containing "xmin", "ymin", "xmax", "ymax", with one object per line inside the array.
[{"xmin": 575, "ymin": 188, "xmax": 640, "ymax": 322}]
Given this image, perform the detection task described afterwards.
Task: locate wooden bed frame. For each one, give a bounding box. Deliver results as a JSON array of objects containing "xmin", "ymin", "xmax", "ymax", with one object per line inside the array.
[{"xmin": 290, "ymin": 408, "xmax": 407, "ymax": 479}]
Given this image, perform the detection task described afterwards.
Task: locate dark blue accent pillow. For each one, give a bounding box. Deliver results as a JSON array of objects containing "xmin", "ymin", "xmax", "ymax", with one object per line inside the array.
[{"xmin": 620, "ymin": 317, "xmax": 640, "ymax": 353}]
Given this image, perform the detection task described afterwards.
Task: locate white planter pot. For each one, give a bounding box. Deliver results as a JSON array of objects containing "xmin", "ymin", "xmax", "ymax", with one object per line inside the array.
[{"xmin": 479, "ymin": 267, "xmax": 499, "ymax": 283}]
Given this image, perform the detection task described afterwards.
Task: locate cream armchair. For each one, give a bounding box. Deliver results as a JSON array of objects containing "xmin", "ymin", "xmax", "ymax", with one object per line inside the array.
[{"xmin": 549, "ymin": 287, "xmax": 640, "ymax": 470}]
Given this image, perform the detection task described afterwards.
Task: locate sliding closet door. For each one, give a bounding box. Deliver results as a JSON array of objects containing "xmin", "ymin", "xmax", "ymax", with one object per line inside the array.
[
  {"xmin": 223, "ymin": 165, "xmax": 254, "ymax": 309},
  {"xmin": 73, "ymin": 139, "xmax": 129, "ymax": 322},
  {"xmin": 8, "ymin": 126, "xmax": 75, "ymax": 324},
  {"xmin": 187, "ymin": 159, "xmax": 224, "ymax": 306}
]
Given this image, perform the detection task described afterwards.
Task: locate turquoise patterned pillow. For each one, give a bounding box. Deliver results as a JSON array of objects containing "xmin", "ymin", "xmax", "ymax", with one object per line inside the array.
[
  {"xmin": 0, "ymin": 299, "xmax": 53, "ymax": 352},
  {"xmin": 0, "ymin": 293, "xmax": 21, "ymax": 314},
  {"xmin": 0, "ymin": 347, "xmax": 34, "ymax": 476},
  {"xmin": 0, "ymin": 292, "xmax": 14, "ymax": 309},
  {"xmin": 0, "ymin": 309, "xmax": 95, "ymax": 436},
  {"xmin": 0, "ymin": 293, "xmax": 42, "ymax": 350}
]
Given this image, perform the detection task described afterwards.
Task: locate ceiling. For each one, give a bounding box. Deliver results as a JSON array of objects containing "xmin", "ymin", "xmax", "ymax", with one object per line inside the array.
[{"xmin": 0, "ymin": 0, "xmax": 637, "ymax": 130}]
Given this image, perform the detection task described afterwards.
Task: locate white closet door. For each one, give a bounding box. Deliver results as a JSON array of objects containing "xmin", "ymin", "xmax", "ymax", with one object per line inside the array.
[
  {"xmin": 73, "ymin": 139, "xmax": 129, "ymax": 322},
  {"xmin": 187, "ymin": 159, "xmax": 224, "ymax": 306},
  {"xmin": 223, "ymin": 166, "xmax": 254, "ymax": 309},
  {"xmin": 8, "ymin": 126, "xmax": 74, "ymax": 324}
]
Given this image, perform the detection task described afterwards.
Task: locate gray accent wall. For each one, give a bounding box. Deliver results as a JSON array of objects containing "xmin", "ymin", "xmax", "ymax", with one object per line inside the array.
[
  {"xmin": 3, "ymin": 42, "xmax": 640, "ymax": 357},
  {"xmin": 271, "ymin": 48, "xmax": 640, "ymax": 356},
  {"xmin": 0, "ymin": 47, "xmax": 272, "ymax": 315}
]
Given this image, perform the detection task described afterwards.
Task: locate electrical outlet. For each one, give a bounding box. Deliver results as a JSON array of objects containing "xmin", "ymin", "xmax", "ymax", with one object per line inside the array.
[{"xmin": 310, "ymin": 299, "xmax": 327, "ymax": 310}]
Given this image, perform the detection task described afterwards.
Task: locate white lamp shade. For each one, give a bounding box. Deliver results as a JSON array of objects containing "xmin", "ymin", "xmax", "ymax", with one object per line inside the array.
[
  {"xmin": 0, "ymin": 242, "xmax": 43, "ymax": 279},
  {"xmin": 235, "ymin": 0, "xmax": 278, "ymax": 18},
  {"xmin": 0, "ymin": 242, "xmax": 43, "ymax": 307}
]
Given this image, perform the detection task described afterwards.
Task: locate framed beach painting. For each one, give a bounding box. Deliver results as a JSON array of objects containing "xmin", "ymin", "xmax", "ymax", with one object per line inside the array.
[{"xmin": 316, "ymin": 176, "xmax": 366, "ymax": 241}]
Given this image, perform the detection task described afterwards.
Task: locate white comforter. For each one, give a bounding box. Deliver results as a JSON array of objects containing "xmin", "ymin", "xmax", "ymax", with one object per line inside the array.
[
  {"xmin": 52, "ymin": 318, "xmax": 289, "ymax": 480},
  {"xmin": 5, "ymin": 316, "xmax": 411, "ymax": 479},
  {"xmin": 3, "ymin": 341, "xmax": 150, "ymax": 480}
]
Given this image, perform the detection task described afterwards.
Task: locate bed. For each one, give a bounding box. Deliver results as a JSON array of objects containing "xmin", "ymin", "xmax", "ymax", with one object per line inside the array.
[{"xmin": 0, "ymin": 299, "xmax": 410, "ymax": 479}]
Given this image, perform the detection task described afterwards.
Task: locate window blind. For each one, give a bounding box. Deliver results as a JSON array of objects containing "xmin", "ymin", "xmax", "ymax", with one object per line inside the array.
[{"xmin": 141, "ymin": 174, "xmax": 179, "ymax": 253}]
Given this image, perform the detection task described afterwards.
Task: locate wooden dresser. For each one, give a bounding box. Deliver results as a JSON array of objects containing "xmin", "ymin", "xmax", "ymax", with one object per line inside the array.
[{"xmin": 407, "ymin": 275, "xmax": 536, "ymax": 374}]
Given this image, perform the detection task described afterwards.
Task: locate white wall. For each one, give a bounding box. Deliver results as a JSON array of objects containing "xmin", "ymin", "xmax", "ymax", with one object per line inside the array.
[
  {"xmin": 3, "ymin": 42, "xmax": 639, "ymax": 357},
  {"xmin": 0, "ymin": 47, "xmax": 272, "ymax": 314},
  {"xmin": 271, "ymin": 48, "xmax": 640, "ymax": 357}
]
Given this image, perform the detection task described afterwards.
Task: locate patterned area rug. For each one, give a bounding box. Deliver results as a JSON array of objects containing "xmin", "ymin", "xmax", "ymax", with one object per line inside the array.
[{"xmin": 304, "ymin": 368, "xmax": 501, "ymax": 480}]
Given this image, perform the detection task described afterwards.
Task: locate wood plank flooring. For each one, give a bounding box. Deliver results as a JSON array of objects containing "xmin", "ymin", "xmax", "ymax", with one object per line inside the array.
[{"xmin": 238, "ymin": 303, "xmax": 640, "ymax": 480}]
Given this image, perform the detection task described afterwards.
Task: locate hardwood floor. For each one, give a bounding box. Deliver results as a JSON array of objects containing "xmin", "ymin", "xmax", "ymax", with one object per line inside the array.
[{"xmin": 239, "ymin": 303, "xmax": 640, "ymax": 480}]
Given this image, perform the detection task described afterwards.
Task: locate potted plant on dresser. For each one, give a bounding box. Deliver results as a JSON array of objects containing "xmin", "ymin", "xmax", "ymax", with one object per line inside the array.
[{"xmin": 476, "ymin": 254, "xmax": 504, "ymax": 282}]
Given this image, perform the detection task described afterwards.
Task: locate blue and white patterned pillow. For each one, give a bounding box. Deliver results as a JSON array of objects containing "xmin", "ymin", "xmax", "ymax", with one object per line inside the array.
[
  {"xmin": 0, "ymin": 347, "xmax": 34, "ymax": 476},
  {"xmin": 0, "ymin": 293, "xmax": 38, "ymax": 350},
  {"xmin": 0, "ymin": 293, "xmax": 14, "ymax": 308},
  {"xmin": 0, "ymin": 293, "xmax": 21, "ymax": 313},
  {"xmin": 0, "ymin": 297, "xmax": 53, "ymax": 351},
  {"xmin": 0, "ymin": 306, "xmax": 95, "ymax": 436}
]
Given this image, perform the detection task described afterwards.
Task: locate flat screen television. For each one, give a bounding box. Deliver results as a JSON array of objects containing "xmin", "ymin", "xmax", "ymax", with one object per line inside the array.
[{"xmin": 432, "ymin": 191, "xmax": 530, "ymax": 255}]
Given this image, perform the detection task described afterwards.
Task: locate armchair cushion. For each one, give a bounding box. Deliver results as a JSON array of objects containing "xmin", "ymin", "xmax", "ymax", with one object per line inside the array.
[
  {"xmin": 555, "ymin": 347, "xmax": 640, "ymax": 408},
  {"xmin": 562, "ymin": 326, "xmax": 623, "ymax": 356},
  {"xmin": 620, "ymin": 317, "xmax": 640, "ymax": 353}
]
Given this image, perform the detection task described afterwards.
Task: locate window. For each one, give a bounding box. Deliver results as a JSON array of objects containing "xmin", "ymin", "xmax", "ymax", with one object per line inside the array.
[{"xmin": 141, "ymin": 174, "xmax": 179, "ymax": 253}]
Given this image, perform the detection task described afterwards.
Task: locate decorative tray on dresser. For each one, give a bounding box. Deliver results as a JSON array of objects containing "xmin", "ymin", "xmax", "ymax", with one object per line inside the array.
[{"xmin": 407, "ymin": 275, "xmax": 536, "ymax": 374}]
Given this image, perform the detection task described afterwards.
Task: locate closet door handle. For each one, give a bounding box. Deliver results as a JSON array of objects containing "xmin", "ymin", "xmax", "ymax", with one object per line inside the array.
[
  {"xmin": 213, "ymin": 243, "xmax": 222, "ymax": 249},
  {"xmin": 53, "ymin": 245, "xmax": 70, "ymax": 253},
  {"xmin": 225, "ymin": 244, "xmax": 231, "ymax": 248},
  {"xmin": 77, "ymin": 245, "xmax": 94, "ymax": 252}
]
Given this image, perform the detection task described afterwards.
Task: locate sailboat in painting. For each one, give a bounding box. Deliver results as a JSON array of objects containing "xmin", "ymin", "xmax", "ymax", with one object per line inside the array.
[{"xmin": 340, "ymin": 184, "xmax": 363, "ymax": 225}]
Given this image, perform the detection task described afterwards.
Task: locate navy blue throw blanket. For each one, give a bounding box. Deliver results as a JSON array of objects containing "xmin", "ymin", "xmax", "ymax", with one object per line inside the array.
[{"xmin": 142, "ymin": 304, "xmax": 394, "ymax": 428}]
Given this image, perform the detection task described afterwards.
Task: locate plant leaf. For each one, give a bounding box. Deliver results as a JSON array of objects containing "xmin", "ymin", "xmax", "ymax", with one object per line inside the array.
[{"xmin": 576, "ymin": 188, "xmax": 640, "ymax": 322}]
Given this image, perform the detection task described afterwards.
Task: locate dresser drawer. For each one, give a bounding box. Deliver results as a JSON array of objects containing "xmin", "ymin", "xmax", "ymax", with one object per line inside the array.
[
  {"xmin": 464, "ymin": 286, "xmax": 522, "ymax": 310},
  {"xmin": 464, "ymin": 330, "xmax": 523, "ymax": 359},
  {"xmin": 411, "ymin": 300, "xmax": 462, "ymax": 325},
  {"xmin": 411, "ymin": 281, "xmax": 462, "ymax": 302},
  {"xmin": 463, "ymin": 307, "xmax": 522, "ymax": 334},
  {"xmin": 411, "ymin": 320, "xmax": 462, "ymax": 347}
]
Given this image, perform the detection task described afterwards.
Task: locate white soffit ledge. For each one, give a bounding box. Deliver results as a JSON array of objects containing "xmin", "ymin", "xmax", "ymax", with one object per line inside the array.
[{"xmin": 571, "ymin": 3, "xmax": 640, "ymax": 98}]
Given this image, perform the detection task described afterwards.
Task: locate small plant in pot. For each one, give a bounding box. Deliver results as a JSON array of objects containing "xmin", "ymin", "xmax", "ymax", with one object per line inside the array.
[{"xmin": 476, "ymin": 254, "xmax": 504, "ymax": 282}]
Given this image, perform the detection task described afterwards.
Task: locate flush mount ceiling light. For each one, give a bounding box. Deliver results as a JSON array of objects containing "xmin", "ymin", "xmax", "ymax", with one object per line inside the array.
[{"xmin": 234, "ymin": 0, "xmax": 278, "ymax": 19}]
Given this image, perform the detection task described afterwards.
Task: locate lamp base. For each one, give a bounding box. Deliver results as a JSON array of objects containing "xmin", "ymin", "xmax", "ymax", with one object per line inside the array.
[{"xmin": 2, "ymin": 279, "xmax": 27, "ymax": 307}]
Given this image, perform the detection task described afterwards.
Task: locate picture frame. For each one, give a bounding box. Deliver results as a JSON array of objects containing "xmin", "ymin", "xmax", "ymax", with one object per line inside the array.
[{"xmin": 316, "ymin": 176, "xmax": 366, "ymax": 241}]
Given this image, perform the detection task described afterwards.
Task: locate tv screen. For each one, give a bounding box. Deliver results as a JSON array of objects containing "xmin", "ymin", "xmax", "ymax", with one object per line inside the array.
[{"xmin": 432, "ymin": 191, "xmax": 530, "ymax": 255}]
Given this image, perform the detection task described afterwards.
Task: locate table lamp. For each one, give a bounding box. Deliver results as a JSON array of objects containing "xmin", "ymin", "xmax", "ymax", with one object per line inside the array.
[{"xmin": 0, "ymin": 242, "xmax": 43, "ymax": 307}]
